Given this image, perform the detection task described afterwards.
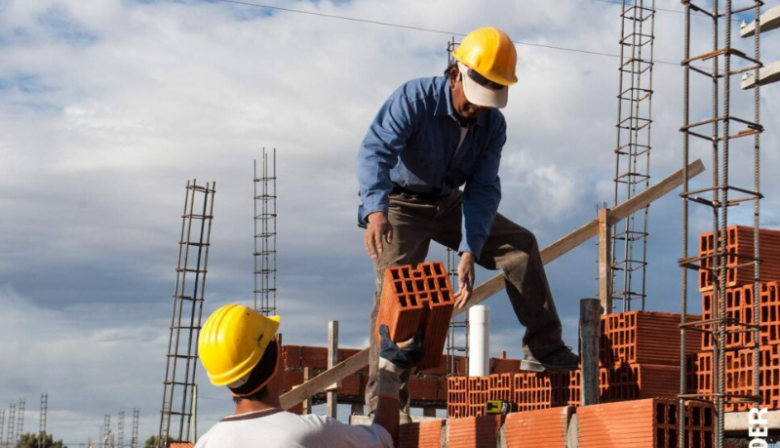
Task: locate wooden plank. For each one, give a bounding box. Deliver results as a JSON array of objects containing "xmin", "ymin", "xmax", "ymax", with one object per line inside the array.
[
  {"xmin": 598, "ymin": 208, "xmax": 612, "ymax": 315},
  {"xmin": 580, "ymin": 299, "xmax": 601, "ymax": 406},
  {"xmin": 279, "ymin": 159, "xmax": 706, "ymax": 410},
  {"xmin": 326, "ymin": 321, "xmax": 338, "ymax": 418},
  {"xmin": 452, "ymin": 158, "xmax": 705, "ymax": 318}
]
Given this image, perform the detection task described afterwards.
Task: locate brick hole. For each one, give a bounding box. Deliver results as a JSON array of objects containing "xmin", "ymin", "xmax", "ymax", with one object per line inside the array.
[
  {"xmin": 422, "ymin": 263, "xmax": 432, "ymax": 276},
  {"xmin": 391, "ymin": 268, "xmax": 401, "ymax": 280},
  {"xmin": 427, "ymin": 278, "xmax": 436, "ymax": 290},
  {"xmin": 430, "ymin": 291, "xmax": 440, "ymax": 304},
  {"xmin": 655, "ymin": 429, "xmax": 664, "ymax": 448},
  {"xmin": 669, "ymin": 404, "xmax": 678, "ymax": 425},
  {"xmin": 415, "ymin": 279, "xmax": 425, "ymax": 291},
  {"xmin": 401, "ymin": 266, "xmax": 411, "ymax": 278},
  {"xmin": 394, "ymin": 281, "xmax": 404, "ymax": 294},
  {"xmin": 438, "ymin": 277, "xmax": 447, "ymax": 289},
  {"xmin": 692, "ymin": 406, "xmax": 701, "ymax": 426},
  {"xmin": 441, "ymin": 290, "xmax": 451, "ymax": 302},
  {"xmin": 433, "ymin": 263, "xmax": 444, "ymax": 275},
  {"xmin": 667, "ymin": 429, "xmax": 677, "ymax": 448}
]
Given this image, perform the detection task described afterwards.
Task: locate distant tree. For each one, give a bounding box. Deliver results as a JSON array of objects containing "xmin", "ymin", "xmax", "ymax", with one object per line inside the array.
[
  {"xmin": 144, "ymin": 435, "xmax": 175, "ymax": 448},
  {"xmin": 15, "ymin": 432, "xmax": 67, "ymax": 448}
]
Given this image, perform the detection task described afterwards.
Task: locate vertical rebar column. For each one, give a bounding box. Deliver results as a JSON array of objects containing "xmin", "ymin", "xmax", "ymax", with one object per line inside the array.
[
  {"xmin": 131, "ymin": 409, "xmax": 139, "ymax": 448},
  {"xmin": 0, "ymin": 409, "xmax": 5, "ymax": 448},
  {"xmin": 159, "ymin": 180, "xmax": 216, "ymax": 446},
  {"xmin": 38, "ymin": 394, "xmax": 47, "ymax": 448},
  {"xmin": 678, "ymin": 1, "xmax": 763, "ymax": 447},
  {"xmin": 254, "ymin": 149, "xmax": 277, "ymax": 315},
  {"xmin": 117, "ymin": 412, "xmax": 124, "ymax": 448},
  {"xmin": 15, "ymin": 400, "xmax": 24, "ymax": 443},
  {"xmin": 611, "ymin": 0, "xmax": 656, "ymax": 313},
  {"xmin": 445, "ymin": 248, "xmax": 469, "ymax": 376},
  {"xmin": 5, "ymin": 404, "xmax": 14, "ymax": 448}
]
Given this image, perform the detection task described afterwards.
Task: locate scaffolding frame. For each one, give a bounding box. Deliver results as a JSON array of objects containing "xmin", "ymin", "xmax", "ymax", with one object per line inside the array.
[
  {"xmin": 611, "ymin": 0, "xmax": 656, "ymax": 313},
  {"xmin": 6, "ymin": 403, "xmax": 15, "ymax": 448},
  {"xmin": 678, "ymin": 1, "xmax": 763, "ymax": 447},
  {"xmin": 117, "ymin": 411, "xmax": 124, "ymax": 448},
  {"xmin": 131, "ymin": 409, "xmax": 139, "ymax": 448},
  {"xmin": 38, "ymin": 394, "xmax": 47, "ymax": 448},
  {"xmin": 15, "ymin": 400, "xmax": 24, "ymax": 444},
  {"xmin": 101, "ymin": 414, "xmax": 111, "ymax": 448},
  {"xmin": 159, "ymin": 180, "xmax": 216, "ymax": 446},
  {"xmin": 254, "ymin": 149, "xmax": 277, "ymax": 315},
  {"xmin": 0, "ymin": 409, "xmax": 4, "ymax": 448}
]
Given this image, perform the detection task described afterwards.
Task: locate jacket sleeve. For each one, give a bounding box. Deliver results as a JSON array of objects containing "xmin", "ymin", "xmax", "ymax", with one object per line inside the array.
[
  {"xmin": 357, "ymin": 88, "xmax": 421, "ymax": 223},
  {"xmin": 459, "ymin": 117, "xmax": 505, "ymax": 258}
]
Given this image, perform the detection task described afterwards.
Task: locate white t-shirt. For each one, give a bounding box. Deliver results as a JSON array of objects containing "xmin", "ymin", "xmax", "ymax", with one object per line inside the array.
[{"xmin": 194, "ymin": 409, "xmax": 393, "ymax": 448}]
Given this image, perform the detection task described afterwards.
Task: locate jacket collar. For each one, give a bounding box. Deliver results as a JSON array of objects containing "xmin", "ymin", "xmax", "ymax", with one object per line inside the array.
[{"xmin": 434, "ymin": 75, "xmax": 486, "ymax": 127}]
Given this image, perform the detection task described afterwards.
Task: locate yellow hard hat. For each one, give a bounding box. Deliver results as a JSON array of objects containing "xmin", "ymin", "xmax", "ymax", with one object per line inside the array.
[
  {"xmin": 198, "ymin": 304, "xmax": 281, "ymax": 387},
  {"xmin": 453, "ymin": 27, "xmax": 518, "ymax": 108}
]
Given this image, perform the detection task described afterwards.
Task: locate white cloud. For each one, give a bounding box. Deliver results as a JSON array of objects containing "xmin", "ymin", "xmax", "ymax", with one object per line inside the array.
[{"xmin": 1, "ymin": 0, "xmax": 779, "ymax": 443}]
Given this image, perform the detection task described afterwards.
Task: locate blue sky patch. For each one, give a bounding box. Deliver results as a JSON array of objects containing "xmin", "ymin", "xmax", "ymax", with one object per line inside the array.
[{"xmin": 36, "ymin": 5, "xmax": 100, "ymax": 47}]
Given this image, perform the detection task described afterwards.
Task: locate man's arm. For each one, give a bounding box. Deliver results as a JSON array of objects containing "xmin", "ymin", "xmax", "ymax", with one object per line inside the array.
[
  {"xmin": 358, "ymin": 88, "xmax": 421, "ymax": 258},
  {"xmin": 454, "ymin": 118, "xmax": 506, "ymax": 307}
]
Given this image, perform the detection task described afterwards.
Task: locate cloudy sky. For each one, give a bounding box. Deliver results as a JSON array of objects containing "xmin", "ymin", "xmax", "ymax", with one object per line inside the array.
[{"xmin": 1, "ymin": 0, "xmax": 779, "ymax": 444}]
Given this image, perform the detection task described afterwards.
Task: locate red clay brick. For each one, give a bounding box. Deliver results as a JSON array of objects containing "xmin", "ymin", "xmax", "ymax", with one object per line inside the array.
[
  {"xmin": 447, "ymin": 415, "xmax": 501, "ymax": 448},
  {"xmin": 409, "ymin": 377, "xmax": 440, "ymax": 402},
  {"xmin": 488, "ymin": 373, "xmax": 514, "ymax": 402},
  {"xmin": 399, "ymin": 419, "xmax": 445, "ymax": 448},
  {"xmin": 600, "ymin": 311, "xmax": 700, "ymax": 366},
  {"xmin": 504, "ymin": 407, "xmax": 572, "ymax": 448},
  {"xmin": 578, "ymin": 398, "xmax": 713, "ymax": 448},
  {"xmin": 699, "ymin": 226, "xmax": 780, "ymax": 292},
  {"xmin": 491, "ymin": 358, "xmax": 521, "ymax": 374}
]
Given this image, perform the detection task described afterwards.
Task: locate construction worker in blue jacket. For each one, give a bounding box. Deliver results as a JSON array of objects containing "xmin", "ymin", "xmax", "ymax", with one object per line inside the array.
[{"xmin": 357, "ymin": 27, "xmax": 579, "ymax": 417}]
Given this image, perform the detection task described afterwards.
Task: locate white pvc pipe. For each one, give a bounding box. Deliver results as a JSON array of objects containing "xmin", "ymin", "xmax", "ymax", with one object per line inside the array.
[{"xmin": 468, "ymin": 305, "xmax": 490, "ymax": 377}]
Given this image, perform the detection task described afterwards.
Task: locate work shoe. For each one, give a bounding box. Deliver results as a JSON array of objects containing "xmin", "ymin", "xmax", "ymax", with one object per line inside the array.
[{"xmin": 534, "ymin": 346, "xmax": 579, "ymax": 371}]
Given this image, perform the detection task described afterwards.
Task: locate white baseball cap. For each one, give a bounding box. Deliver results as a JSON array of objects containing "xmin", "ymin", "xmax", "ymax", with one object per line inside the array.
[{"xmin": 458, "ymin": 62, "xmax": 509, "ymax": 109}]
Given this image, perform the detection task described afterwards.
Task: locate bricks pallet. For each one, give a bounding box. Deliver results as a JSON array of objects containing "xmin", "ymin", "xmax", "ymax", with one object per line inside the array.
[
  {"xmin": 577, "ymin": 398, "xmax": 713, "ymax": 448},
  {"xmin": 600, "ymin": 311, "xmax": 700, "ymax": 366},
  {"xmin": 375, "ymin": 261, "xmax": 455, "ymax": 370},
  {"xmin": 699, "ymin": 225, "xmax": 780, "ymax": 292}
]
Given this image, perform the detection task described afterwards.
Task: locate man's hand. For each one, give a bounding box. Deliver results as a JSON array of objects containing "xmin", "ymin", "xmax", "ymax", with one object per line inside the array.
[
  {"xmin": 453, "ymin": 252, "xmax": 476, "ymax": 309},
  {"xmin": 364, "ymin": 212, "xmax": 393, "ymax": 260}
]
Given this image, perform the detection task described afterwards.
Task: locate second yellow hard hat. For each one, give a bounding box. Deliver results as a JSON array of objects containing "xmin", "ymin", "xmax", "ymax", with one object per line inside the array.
[{"xmin": 198, "ymin": 304, "xmax": 281, "ymax": 387}]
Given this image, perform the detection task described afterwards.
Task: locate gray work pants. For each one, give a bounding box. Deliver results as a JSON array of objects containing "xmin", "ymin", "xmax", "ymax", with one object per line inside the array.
[{"xmin": 365, "ymin": 190, "xmax": 565, "ymax": 414}]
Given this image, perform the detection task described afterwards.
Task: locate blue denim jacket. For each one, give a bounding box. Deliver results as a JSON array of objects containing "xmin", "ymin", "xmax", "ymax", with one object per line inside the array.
[{"xmin": 357, "ymin": 75, "xmax": 506, "ymax": 258}]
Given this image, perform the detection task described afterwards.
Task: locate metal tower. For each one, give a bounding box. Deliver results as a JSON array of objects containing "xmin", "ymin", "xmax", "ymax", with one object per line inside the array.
[
  {"xmin": 38, "ymin": 394, "xmax": 47, "ymax": 448},
  {"xmin": 159, "ymin": 180, "xmax": 216, "ymax": 446},
  {"xmin": 131, "ymin": 409, "xmax": 139, "ymax": 448},
  {"xmin": 6, "ymin": 403, "xmax": 15, "ymax": 447},
  {"xmin": 15, "ymin": 400, "xmax": 24, "ymax": 443},
  {"xmin": 611, "ymin": 0, "xmax": 656, "ymax": 312},
  {"xmin": 117, "ymin": 412, "xmax": 124, "ymax": 448},
  {"xmin": 678, "ymin": 1, "xmax": 763, "ymax": 447},
  {"xmin": 102, "ymin": 415, "xmax": 111, "ymax": 448},
  {"xmin": 254, "ymin": 149, "xmax": 277, "ymax": 315}
]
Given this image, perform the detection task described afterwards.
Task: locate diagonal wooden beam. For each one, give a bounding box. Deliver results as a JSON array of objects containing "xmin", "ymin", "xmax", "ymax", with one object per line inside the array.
[{"xmin": 280, "ymin": 158, "xmax": 705, "ymax": 410}]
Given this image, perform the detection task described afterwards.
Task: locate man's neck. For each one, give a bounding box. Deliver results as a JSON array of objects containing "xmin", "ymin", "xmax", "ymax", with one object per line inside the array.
[{"xmin": 233, "ymin": 396, "xmax": 282, "ymax": 415}]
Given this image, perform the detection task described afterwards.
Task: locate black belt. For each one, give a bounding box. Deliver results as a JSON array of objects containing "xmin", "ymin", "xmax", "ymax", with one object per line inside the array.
[{"xmin": 391, "ymin": 184, "xmax": 443, "ymax": 200}]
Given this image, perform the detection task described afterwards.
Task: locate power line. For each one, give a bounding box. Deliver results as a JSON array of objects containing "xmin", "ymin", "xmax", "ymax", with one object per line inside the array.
[{"xmin": 214, "ymin": 0, "xmax": 689, "ymax": 66}]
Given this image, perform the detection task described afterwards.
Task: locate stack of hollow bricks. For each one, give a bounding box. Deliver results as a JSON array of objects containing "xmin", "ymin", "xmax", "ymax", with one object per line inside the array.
[
  {"xmin": 696, "ymin": 225, "xmax": 780, "ymax": 411},
  {"xmin": 446, "ymin": 310, "xmax": 699, "ymax": 418},
  {"xmin": 396, "ymin": 399, "xmax": 714, "ymax": 447}
]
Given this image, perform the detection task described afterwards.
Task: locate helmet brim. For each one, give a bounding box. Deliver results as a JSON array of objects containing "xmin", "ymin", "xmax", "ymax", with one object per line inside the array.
[{"xmin": 458, "ymin": 62, "xmax": 509, "ymax": 109}]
